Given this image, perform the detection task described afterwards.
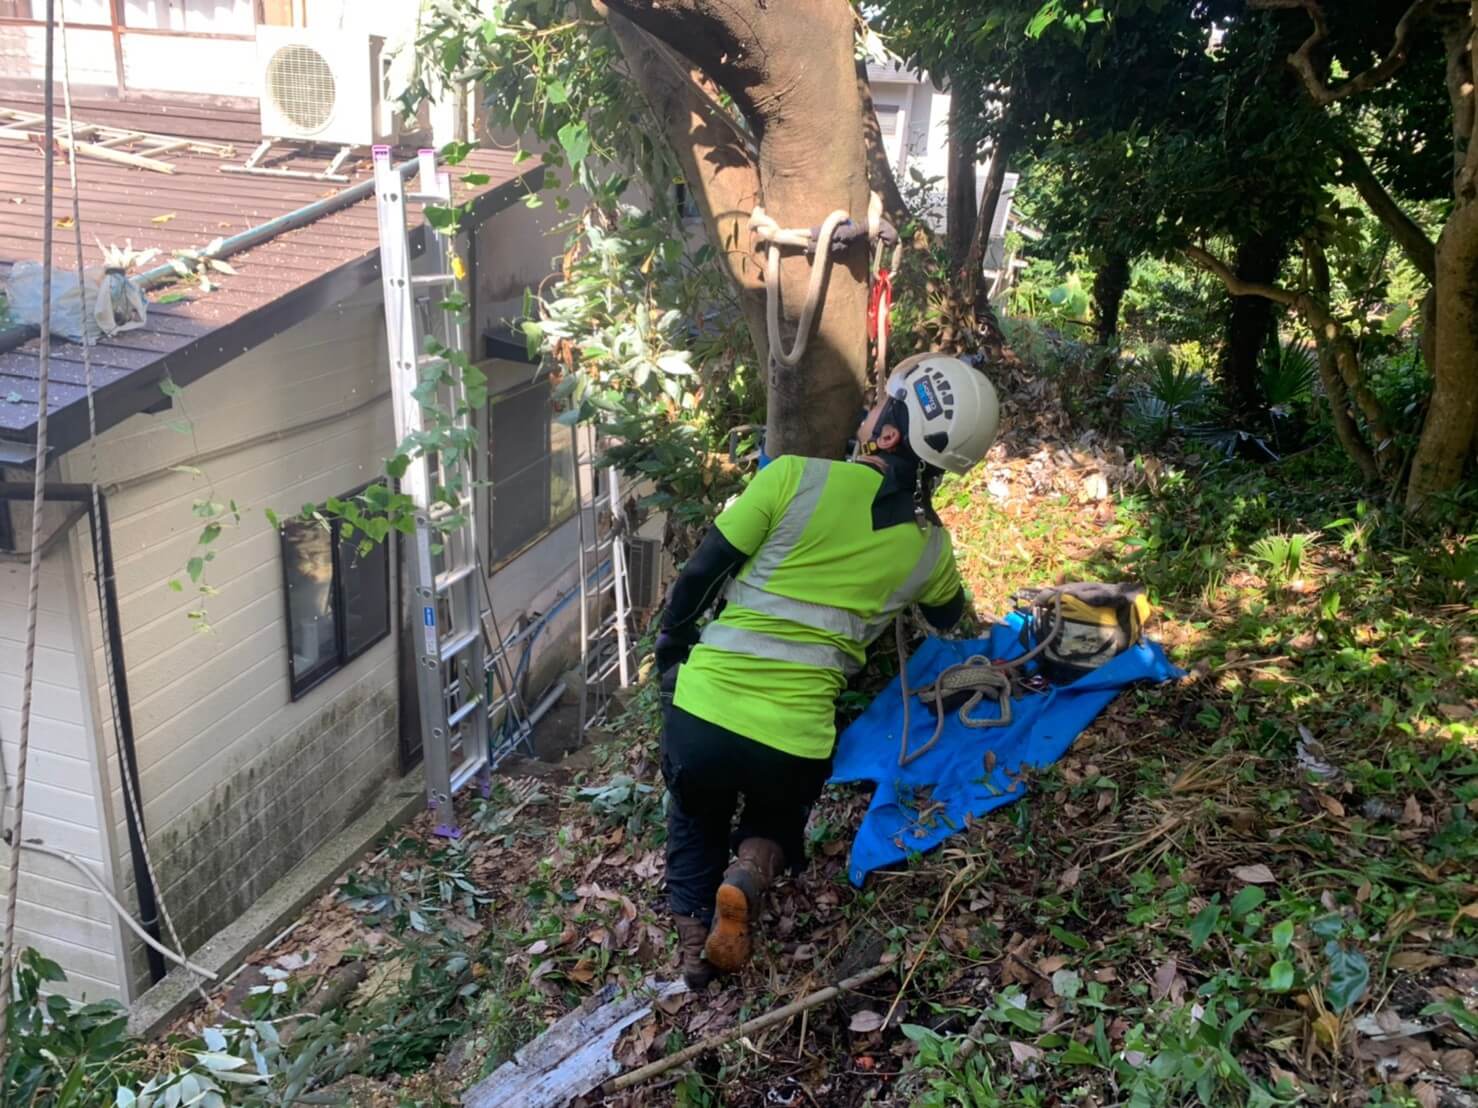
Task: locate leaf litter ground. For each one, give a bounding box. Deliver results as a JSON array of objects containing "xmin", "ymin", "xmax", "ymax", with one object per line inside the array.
[{"xmin": 159, "ymin": 386, "xmax": 1477, "ymax": 1107}]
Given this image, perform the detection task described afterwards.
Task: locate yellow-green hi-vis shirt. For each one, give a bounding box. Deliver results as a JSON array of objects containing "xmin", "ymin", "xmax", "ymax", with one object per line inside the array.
[{"xmin": 673, "ymin": 455, "xmax": 962, "ymax": 760}]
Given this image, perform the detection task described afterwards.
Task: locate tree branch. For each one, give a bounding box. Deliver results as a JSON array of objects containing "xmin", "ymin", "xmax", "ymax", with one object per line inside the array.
[
  {"xmin": 1249, "ymin": 0, "xmax": 1440, "ymax": 105},
  {"xmin": 1184, "ymin": 244, "xmax": 1299, "ymax": 305},
  {"xmin": 856, "ymin": 57, "xmax": 912, "ymax": 228},
  {"xmin": 1335, "ymin": 141, "xmax": 1436, "ymax": 280}
]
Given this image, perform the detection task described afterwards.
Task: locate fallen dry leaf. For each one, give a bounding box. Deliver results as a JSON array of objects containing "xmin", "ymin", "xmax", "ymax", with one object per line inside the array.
[
  {"xmin": 1057, "ymin": 865, "xmax": 1081, "ymax": 893},
  {"xmin": 1388, "ymin": 951, "xmax": 1447, "ymax": 971},
  {"xmin": 1315, "ymin": 793, "xmax": 1346, "ymax": 818},
  {"xmin": 1152, "ymin": 959, "xmax": 1184, "ymax": 1003},
  {"xmin": 1438, "ymin": 702, "xmax": 1474, "ymax": 721},
  {"xmin": 1440, "ymin": 1048, "xmax": 1475, "ymax": 1077},
  {"xmin": 1412, "ymin": 1081, "xmax": 1439, "ymax": 1108},
  {"xmin": 151, "ymin": 212, "xmax": 176, "ymax": 224},
  {"xmin": 1402, "ymin": 795, "xmax": 1424, "ymax": 826},
  {"xmin": 1009, "ymin": 1040, "xmax": 1044, "ymax": 1064},
  {"xmin": 1232, "ymin": 863, "xmax": 1276, "ymax": 885}
]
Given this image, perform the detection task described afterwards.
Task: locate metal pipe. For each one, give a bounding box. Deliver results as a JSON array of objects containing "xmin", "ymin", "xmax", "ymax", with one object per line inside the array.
[
  {"xmin": 1, "ymin": 160, "xmax": 423, "ymax": 351},
  {"xmin": 133, "ymin": 157, "xmax": 424, "ymax": 291},
  {"xmin": 0, "ymin": 480, "xmax": 166, "ymax": 983}
]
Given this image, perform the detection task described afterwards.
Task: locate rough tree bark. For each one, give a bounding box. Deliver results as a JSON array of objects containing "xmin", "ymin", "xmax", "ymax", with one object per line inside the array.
[
  {"xmin": 1221, "ymin": 231, "xmax": 1290, "ymax": 413},
  {"xmin": 1091, "ymin": 252, "xmax": 1131, "ymax": 347},
  {"xmin": 946, "ymin": 74, "xmax": 982, "ymax": 274},
  {"xmin": 603, "ymin": 0, "xmax": 873, "ymax": 460},
  {"xmin": 603, "ymin": 13, "xmax": 770, "ymax": 368},
  {"xmin": 1407, "ymin": 9, "xmax": 1478, "ymax": 508}
]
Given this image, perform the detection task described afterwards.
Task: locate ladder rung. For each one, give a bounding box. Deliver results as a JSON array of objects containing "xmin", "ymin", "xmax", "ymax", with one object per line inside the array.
[
  {"xmin": 447, "ymin": 696, "xmax": 483, "ymax": 728},
  {"xmin": 429, "ymin": 496, "xmax": 472, "ymax": 523},
  {"xmin": 450, "ymin": 752, "xmax": 489, "ymax": 794},
  {"xmin": 439, "ymin": 627, "xmax": 480, "ymax": 663},
  {"xmin": 408, "ymin": 190, "xmax": 449, "ymax": 204},
  {"xmin": 436, "ymin": 563, "xmax": 478, "ymax": 593},
  {"xmin": 412, "ymin": 273, "xmax": 456, "ymax": 287}
]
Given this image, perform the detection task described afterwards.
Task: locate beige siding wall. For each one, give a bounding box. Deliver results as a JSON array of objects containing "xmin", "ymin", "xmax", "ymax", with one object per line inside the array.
[
  {"xmin": 63, "ymin": 291, "xmax": 401, "ymax": 998},
  {"xmin": 0, "ymin": 543, "xmax": 128, "ymax": 1003}
]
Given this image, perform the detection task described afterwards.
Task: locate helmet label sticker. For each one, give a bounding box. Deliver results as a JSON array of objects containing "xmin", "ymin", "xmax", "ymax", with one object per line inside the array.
[{"xmin": 913, "ymin": 377, "xmax": 944, "ymax": 420}]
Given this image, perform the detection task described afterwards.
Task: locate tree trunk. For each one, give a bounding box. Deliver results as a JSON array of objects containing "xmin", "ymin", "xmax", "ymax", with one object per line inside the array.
[
  {"xmin": 1406, "ymin": 10, "xmax": 1478, "ymax": 509},
  {"xmin": 1091, "ymin": 252, "xmax": 1131, "ymax": 347},
  {"xmin": 963, "ymin": 123, "xmax": 1016, "ymax": 296},
  {"xmin": 1308, "ymin": 240, "xmax": 1379, "ymax": 480},
  {"xmin": 945, "ymin": 75, "xmax": 981, "ymax": 275},
  {"xmin": 1220, "ymin": 231, "xmax": 1288, "ymax": 413},
  {"xmin": 604, "ymin": 13, "xmax": 769, "ymax": 368},
  {"xmin": 604, "ymin": 0, "xmax": 872, "ymax": 459},
  {"xmin": 1407, "ymin": 196, "xmax": 1478, "ymax": 507},
  {"xmin": 856, "ymin": 58, "xmax": 911, "ymax": 230}
]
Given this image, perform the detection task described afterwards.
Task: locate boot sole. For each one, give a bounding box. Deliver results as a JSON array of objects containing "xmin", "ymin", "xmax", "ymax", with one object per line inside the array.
[{"xmin": 704, "ymin": 883, "xmax": 752, "ymax": 973}]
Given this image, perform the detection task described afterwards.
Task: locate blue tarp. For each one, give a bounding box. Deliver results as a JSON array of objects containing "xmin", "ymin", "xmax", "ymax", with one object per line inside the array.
[{"xmin": 829, "ymin": 614, "xmax": 1182, "ymax": 885}]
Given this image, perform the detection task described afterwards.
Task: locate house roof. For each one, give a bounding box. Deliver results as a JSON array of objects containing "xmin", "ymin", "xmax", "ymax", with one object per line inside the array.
[{"xmin": 0, "ymin": 95, "xmax": 541, "ymax": 459}]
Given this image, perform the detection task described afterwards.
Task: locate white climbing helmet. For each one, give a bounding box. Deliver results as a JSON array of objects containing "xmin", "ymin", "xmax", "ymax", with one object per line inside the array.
[{"xmin": 885, "ymin": 353, "xmax": 1000, "ymax": 475}]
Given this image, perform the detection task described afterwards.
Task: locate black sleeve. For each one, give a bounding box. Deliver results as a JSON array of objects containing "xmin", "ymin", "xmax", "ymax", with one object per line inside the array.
[
  {"xmin": 662, "ymin": 526, "xmax": 749, "ymax": 634},
  {"xmin": 918, "ymin": 587, "xmax": 966, "ymax": 632}
]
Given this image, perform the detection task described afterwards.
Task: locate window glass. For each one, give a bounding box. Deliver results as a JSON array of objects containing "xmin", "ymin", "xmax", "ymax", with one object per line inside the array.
[
  {"xmin": 281, "ymin": 487, "xmax": 392, "ymax": 699},
  {"xmin": 338, "ymin": 531, "xmax": 390, "ymax": 661},
  {"xmin": 282, "ymin": 519, "xmax": 338, "ymax": 693},
  {"xmin": 1, "ymin": 0, "xmax": 109, "ymax": 17},
  {"xmin": 488, "ymin": 378, "xmax": 552, "ymax": 564},
  {"xmin": 123, "ymin": 0, "xmax": 254, "ymax": 32}
]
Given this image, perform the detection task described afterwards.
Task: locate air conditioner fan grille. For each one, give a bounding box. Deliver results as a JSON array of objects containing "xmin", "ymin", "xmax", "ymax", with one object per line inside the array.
[{"xmin": 266, "ymin": 43, "xmax": 336, "ymax": 133}]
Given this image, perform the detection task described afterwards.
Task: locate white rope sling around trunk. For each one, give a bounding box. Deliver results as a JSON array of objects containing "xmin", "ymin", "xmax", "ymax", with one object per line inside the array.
[{"xmin": 748, "ymin": 191, "xmax": 899, "ymax": 374}]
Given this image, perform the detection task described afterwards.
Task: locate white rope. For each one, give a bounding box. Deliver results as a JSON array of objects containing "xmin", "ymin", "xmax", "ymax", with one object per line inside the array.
[
  {"xmin": 0, "ymin": 0, "xmax": 57, "ymax": 1045},
  {"xmin": 16, "ymin": 842, "xmax": 216, "ymax": 980},
  {"xmin": 749, "ymin": 205, "xmax": 852, "ymax": 369},
  {"xmin": 55, "ymin": 0, "xmax": 220, "ymax": 1012}
]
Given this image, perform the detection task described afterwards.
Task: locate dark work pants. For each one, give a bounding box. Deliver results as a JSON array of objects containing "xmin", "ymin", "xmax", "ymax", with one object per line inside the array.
[{"xmin": 660, "ymin": 697, "xmax": 832, "ymax": 922}]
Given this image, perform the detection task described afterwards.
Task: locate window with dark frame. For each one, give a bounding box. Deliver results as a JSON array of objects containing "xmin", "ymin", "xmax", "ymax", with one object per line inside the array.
[
  {"xmin": 487, "ymin": 376, "xmax": 578, "ymax": 567},
  {"xmin": 280, "ymin": 490, "xmax": 391, "ymax": 700}
]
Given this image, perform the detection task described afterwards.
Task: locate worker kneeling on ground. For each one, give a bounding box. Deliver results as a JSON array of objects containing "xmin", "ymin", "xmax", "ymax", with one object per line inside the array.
[{"xmin": 655, "ymin": 353, "xmax": 1001, "ymax": 988}]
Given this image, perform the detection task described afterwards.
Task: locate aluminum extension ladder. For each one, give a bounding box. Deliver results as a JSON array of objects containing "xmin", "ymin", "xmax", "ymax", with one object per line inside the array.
[
  {"xmin": 573, "ymin": 434, "xmax": 636, "ymax": 733},
  {"xmin": 372, "ymin": 146, "xmax": 489, "ymax": 838}
]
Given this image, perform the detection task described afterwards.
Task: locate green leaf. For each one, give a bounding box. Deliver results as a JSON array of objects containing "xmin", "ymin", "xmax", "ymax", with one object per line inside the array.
[
  {"xmin": 155, "ymin": 291, "xmax": 187, "ymax": 304},
  {"xmin": 425, "ymin": 205, "xmax": 460, "ymax": 231},
  {"xmin": 545, "ymin": 79, "xmax": 569, "ymax": 104},
  {"xmin": 159, "ymin": 377, "xmax": 184, "ymax": 398},
  {"xmin": 168, "ymin": 579, "xmax": 183, "ymax": 592},
  {"xmin": 1326, "ymin": 945, "xmax": 1369, "ymax": 1012},
  {"xmin": 557, "ymin": 121, "xmax": 590, "ymax": 167},
  {"xmin": 1049, "ymin": 925, "xmax": 1090, "ymax": 951},
  {"xmin": 1267, "ymin": 960, "xmax": 1294, "ymax": 992},
  {"xmin": 1189, "ymin": 901, "xmax": 1221, "ymax": 950},
  {"xmin": 264, "ymin": 508, "xmax": 279, "ymax": 529},
  {"xmin": 186, "ymin": 557, "xmax": 205, "ymax": 583},
  {"xmin": 199, "ymin": 523, "xmax": 222, "ymax": 545},
  {"xmin": 385, "ymin": 454, "xmax": 410, "ymax": 480},
  {"xmin": 1272, "ymin": 919, "xmax": 1295, "ymax": 953},
  {"xmin": 1000, "ymin": 1003, "xmax": 1043, "ymax": 1033},
  {"xmin": 1230, "ymin": 885, "xmax": 1266, "ymax": 919},
  {"xmin": 1058, "ymin": 1039, "xmax": 1100, "ymax": 1066},
  {"xmin": 166, "ymin": 419, "xmax": 192, "ymax": 435}
]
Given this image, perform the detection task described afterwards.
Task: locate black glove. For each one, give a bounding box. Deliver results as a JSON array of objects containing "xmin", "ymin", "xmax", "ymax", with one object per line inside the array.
[{"xmin": 655, "ymin": 625, "xmax": 700, "ymax": 674}]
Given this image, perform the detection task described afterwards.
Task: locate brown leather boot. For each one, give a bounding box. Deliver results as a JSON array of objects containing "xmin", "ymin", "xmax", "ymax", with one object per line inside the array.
[
  {"xmin": 704, "ymin": 837, "xmax": 785, "ymax": 974},
  {"xmin": 674, "ymin": 915, "xmax": 715, "ymax": 989}
]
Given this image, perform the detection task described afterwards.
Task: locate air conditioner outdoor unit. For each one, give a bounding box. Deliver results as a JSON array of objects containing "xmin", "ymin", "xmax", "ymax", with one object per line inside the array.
[
  {"xmin": 624, "ymin": 537, "xmax": 666, "ymax": 613},
  {"xmin": 254, "ymin": 27, "xmax": 398, "ymax": 148}
]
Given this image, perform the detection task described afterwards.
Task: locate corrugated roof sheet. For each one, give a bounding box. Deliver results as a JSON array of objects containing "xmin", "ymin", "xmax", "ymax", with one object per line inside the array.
[{"xmin": 0, "ymin": 94, "xmax": 541, "ymax": 456}]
